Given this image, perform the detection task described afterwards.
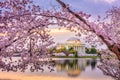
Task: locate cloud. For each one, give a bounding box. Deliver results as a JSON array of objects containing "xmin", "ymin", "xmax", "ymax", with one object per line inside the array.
[
  {"xmin": 102, "ymin": 0, "xmax": 116, "ymax": 3},
  {"xmin": 92, "ymin": 0, "xmax": 117, "ymax": 4},
  {"xmin": 49, "ymin": 28, "xmax": 72, "ymax": 34}
]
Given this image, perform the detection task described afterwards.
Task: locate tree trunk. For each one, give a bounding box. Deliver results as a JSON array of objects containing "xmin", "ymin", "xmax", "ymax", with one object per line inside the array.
[{"xmin": 111, "ymin": 45, "xmax": 120, "ymax": 60}]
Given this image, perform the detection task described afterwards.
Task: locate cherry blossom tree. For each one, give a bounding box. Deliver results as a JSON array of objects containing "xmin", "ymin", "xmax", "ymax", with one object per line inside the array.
[
  {"xmin": 98, "ymin": 53, "xmax": 120, "ymax": 80},
  {"xmin": 0, "ymin": 0, "xmax": 55, "ymax": 72},
  {"xmin": 0, "ymin": 0, "xmax": 120, "ymax": 76},
  {"xmin": 0, "ymin": 0, "xmax": 54, "ymax": 58},
  {"xmin": 54, "ymin": 0, "xmax": 120, "ymax": 60},
  {"xmin": 53, "ymin": 1, "xmax": 120, "ymax": 79}
]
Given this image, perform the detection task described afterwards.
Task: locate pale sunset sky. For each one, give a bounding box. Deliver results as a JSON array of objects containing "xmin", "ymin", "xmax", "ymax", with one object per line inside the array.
[{"xmin": 37, "ymin": 0, "xmax": 120, "ymax": 45}]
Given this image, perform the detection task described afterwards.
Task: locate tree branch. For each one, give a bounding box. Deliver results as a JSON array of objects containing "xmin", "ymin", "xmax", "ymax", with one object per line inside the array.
[
  {"xmin": 56, "ymin": 0, "xmax": 120, "ymax": 59},
  {"xmin": 56, "ymin": 0, "xmax": 90, "ymax": 27}
]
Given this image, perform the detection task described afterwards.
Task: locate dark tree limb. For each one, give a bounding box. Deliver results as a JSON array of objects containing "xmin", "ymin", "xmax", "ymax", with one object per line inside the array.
[{"xmin": 56, "ymin": 0, "xmax": 90, "ymax": 27}]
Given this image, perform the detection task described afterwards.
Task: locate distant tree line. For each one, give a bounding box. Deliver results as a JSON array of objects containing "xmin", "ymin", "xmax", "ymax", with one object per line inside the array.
[
  {"xmin": 85, "ymin": 47, "xmax": 97, "ymax": 54},
  {"xmin": 48, "ymin": 46, "xmax": 78, "ymax": 57}
]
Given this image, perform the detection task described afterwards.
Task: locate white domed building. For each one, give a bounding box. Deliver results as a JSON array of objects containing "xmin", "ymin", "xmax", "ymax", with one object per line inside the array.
[{"xmin": 57, "ymin": 37, "xmax": 85, "ymax": 56}]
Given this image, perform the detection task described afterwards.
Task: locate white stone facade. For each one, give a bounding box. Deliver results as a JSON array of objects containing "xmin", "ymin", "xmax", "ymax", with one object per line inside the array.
[{"xmin": 57, "ymin": 37, "xmax": 85, "ymax": 56}]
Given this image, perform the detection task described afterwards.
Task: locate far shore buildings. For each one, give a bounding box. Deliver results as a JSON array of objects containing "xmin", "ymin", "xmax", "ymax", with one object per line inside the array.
[{"xmin": 56, "ymin": 37, "xmax": 85, "ymax": 56}]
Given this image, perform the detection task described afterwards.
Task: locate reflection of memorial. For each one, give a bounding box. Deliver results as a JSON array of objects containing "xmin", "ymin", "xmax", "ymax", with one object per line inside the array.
[
  {"xmin": 55, "ymin": 59, "xmax": 97, "ymax": 77},
  {"xmin": 86, "ymin": 59, "xmax": 97, "ymax": 70},
  {"xmin": 66, "ymin": 60, "xmax": 81, "ymax": 77}
]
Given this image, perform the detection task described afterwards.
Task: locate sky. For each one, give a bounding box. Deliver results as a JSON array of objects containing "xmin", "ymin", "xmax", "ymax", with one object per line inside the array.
[
  {"xmin": 33, "ymin": 0, "xmax": 120, "ymax": 47},
  {"xmin": 50, "ymin": 27, "xmax": 76, "ymax": 43},
  {"xmin": 36, "ymin": 0, "xmax": 118, "ymax": 45},
  {"xmin": 35, "ymin": 0, "xmax": 120, "ymax": 17}
]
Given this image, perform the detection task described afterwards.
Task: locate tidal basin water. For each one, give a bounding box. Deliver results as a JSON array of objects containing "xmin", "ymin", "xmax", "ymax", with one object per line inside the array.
[{"xmin": 0, "ymin": 58, "xmax": 114, "ymax": 80}]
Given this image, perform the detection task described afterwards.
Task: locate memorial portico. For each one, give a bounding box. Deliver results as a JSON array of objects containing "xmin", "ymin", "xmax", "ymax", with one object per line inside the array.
[{"xmin": 57, "ymin": 37, "xmax": 85, "ymax": 55}]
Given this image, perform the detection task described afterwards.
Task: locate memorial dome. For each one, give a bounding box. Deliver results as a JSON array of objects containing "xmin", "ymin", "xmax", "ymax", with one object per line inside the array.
[{"xmin": 66, "ymin": 37, "xmax": 81, "ymax": 44}]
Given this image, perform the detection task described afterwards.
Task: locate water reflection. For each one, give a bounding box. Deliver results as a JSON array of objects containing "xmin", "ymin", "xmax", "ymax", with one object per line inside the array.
[
  {"xmin": 0, "ymin": 58, "xmax": 114, "ymax": 80},
  {"xmin": 55, "ymin": 59, "xmax": 97, "ymax": 77}
]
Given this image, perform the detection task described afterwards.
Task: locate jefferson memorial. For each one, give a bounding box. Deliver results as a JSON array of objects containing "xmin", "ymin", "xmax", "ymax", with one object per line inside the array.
[{"xmin": 57, "ymin": 37, "xmax": 85, "ymax": 56}]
